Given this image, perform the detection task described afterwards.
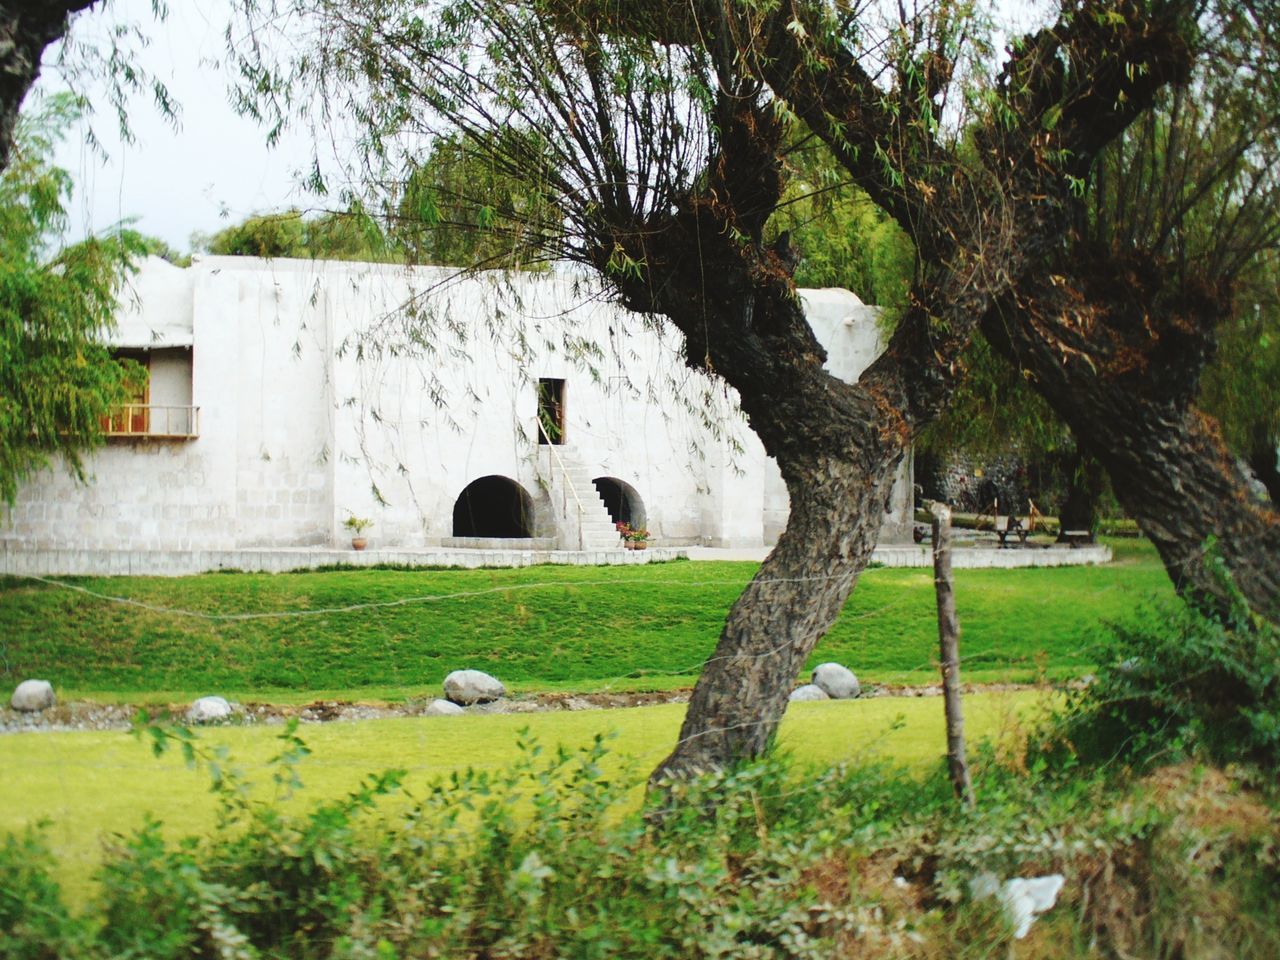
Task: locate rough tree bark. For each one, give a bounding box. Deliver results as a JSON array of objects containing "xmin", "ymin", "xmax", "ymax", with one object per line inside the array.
[
  {"xmin": 754, "ymin": 1, "xmax": 1280, "ymax": 622},
  {"xmin": 619, "ymin": 2, "xmax": 1195, "ymax": 780},
  {"xmin": 591, "ymin": 101, "xmax": 922, "ymax": 779},
  {"xmin": 0, "ymin": 1, "xmax": 96, "ymax": 171},
  {"xmin": 983, "ymin": 253, "xmax": 1280, "ymax": 621}
]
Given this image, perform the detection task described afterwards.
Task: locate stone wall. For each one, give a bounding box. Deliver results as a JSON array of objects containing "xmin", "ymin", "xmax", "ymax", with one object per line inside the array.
[{"xmin": 2, "ymin": 257, "xmax": 911, "ymax": 556}]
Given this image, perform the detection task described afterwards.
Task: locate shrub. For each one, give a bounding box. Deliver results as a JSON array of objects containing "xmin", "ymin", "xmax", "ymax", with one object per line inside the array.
[
  {"xmin": 0, "ymin": 828, "xmax": 86, "ymax": 960},
  {"xmin": 3, "ymin": 719, "xmax": 1277, "ymax": 958},
  {"xmin": 1054, "ymin": 595, "xmax": 1280, "ymax": 770}
]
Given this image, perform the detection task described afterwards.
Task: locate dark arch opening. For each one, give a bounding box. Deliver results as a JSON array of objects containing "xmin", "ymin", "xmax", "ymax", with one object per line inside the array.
[
  {"xmin": 452, "ymin": 476, "xmax": 534, "ymax": 538},
  {"xmin": 592, "ymin": 477, "xmax": 645, "ymax": 529}
]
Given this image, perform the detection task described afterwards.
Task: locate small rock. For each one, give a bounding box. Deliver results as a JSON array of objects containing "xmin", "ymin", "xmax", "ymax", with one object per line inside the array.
[
  {"xmin": 424, "ymin": 698, "xmax": 464, "ymax": 716},
  {"xmin": 788, "ymin": 684, "xmax": 830, "ymax": 702},
  {"xmin": 10, "ymin": 679, "xmax": 55, "ymax": 712},
  {"xmin": 443, "ymin": 669, "xmax": 506, "ymax": 705},
  {"xmin": 812, "ymin": 662, "xmax": 860, "ymax": 699},
  {"xmin": 187, "ymin": 696, "xmax": 234, "ymax": 724}
]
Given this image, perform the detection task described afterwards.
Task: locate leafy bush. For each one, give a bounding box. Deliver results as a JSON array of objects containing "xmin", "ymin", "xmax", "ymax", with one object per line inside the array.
[
  {"xmin": 3, "ymin": 719, "xmax": 1277, "ymax": 958},
  {"xmin": 1054, "ymin": 594, "xmax": 1280, "ymax": 770},
  {"xmin": 0, "ymin": 828, "xmax": 86, "ymax": 960}
]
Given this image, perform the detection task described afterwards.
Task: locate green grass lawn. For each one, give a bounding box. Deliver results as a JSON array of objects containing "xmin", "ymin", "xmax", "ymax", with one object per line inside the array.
[
  {"xmin": 0, "ymin": 689, "xmax": 1045, "ymax": 902},
  {"xmin": 0, "ymin": 539, "xmax": 1173, "ymax": 701}
]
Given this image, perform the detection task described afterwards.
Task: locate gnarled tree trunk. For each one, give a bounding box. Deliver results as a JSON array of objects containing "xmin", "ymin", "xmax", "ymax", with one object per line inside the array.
[
  {"xmin": 985, "ymin": 254, "xmax": 1280, "ymax": 621},
  {"xmin": 634, "ymin": 2, "xmax": 1197, "ymax": 780},
  {"xmin": 652, "ymin": 442, "xmax": 900, "ymax": 779}
]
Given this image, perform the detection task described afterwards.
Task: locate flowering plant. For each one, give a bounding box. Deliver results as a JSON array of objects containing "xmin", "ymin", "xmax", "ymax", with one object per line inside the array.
[{"xmin": 616, "ymin": 521, "xmax": 650, "ymax": 543}]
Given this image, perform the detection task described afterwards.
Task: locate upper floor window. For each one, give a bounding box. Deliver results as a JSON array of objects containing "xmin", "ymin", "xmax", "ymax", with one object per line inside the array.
[{"xmin": 102, "ymin": 347, "xmax": 199, "ymax": 439}]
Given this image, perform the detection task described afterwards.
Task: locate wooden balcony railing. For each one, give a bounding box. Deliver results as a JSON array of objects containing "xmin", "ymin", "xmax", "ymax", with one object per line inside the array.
[{"xmin": 102, "ymin": 404, "xmax": 200, "ymax": 439}]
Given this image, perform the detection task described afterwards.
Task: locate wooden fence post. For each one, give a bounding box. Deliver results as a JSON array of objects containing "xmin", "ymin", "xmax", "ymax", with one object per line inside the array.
[{"xmin": 930, "ymin": 501, "xmax": 974, "ymax": 807}]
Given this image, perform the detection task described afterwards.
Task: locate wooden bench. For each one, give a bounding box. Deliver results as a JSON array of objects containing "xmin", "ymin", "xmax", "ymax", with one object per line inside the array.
[
  {"xmin": 996, "ymin": 515, "xmax": 1030, "ymax": 548},
  {"xmin": 1058, "ymin": 529, "xmax": 1094, "ymax": 547}
]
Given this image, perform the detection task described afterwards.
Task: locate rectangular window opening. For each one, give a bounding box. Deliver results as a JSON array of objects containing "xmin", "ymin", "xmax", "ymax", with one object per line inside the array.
[
  {"xmin": 104, "ymin": 349, "xmax": 151, "ymax": 435},
  {"xmin": 537, "ymin": 378, "xmax": 565, "ymax": 445}
]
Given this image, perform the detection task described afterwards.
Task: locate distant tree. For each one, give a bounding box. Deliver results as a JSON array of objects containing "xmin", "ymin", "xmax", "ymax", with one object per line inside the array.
[
  {"xmin": 393, "ymin": 132, "xmax": 559, "ymax": 269},
  {"xmin": 766, "ymin": 137, "xmax": 915, "ymax": 317},
  {"xmin": 135, "ymin": 233, "xmax": 191, "ymax": 266},
  {"xmin": 199, "ymin": 209, "xmax": 307, "ymax": 258},
  {"xmin": 199, "ymin": 206, "xmax": 395, "ymax": 262},
  {"xmin": 304, "ymin": 205, "xmax": 396, "ymax": 262},
  {"xmin": 0, "ymin": 94, "xmax": 146, "ymax": 504}
]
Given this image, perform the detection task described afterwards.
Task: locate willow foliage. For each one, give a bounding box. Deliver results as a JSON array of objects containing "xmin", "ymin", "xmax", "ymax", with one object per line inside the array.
[{"xmin": 0, "ymin": 94, "xmax": 146, "ymax": 505}]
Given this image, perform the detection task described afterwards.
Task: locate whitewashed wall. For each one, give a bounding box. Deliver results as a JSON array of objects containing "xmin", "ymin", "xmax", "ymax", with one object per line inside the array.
[{"xmin": 1, "ymin": 256, "xmax": 909, "ymax": 553}]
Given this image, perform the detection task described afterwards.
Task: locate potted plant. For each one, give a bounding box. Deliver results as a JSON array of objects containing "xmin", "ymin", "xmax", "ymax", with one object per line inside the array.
[
  {"xmin": 344, "ymin": 515, "xmax": 373, "ymax": 550},
  {"xmin": 617, "ymin": 522, "xmax": 650, "ymax": 550}
]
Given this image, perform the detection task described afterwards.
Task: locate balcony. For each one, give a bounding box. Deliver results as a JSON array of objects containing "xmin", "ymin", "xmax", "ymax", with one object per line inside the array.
[{"xmin": 102, "ymin": 404, "xmax": 200, "ymax": 440}]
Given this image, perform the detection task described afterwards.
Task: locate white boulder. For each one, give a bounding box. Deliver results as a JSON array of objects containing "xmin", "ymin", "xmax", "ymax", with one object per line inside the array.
[
  {"xmin": 187, "ymin": 696, "xmax": 234, "ymax": 724},
  {"xmin": 10, "ymin": 679, "xmax": 55, "ymax": 712},
  {"xmin": 443, "ymin": 669, "xmax": 505, "ymax": 705},
  {"xmin": 788, "ymin": 684, "xmax": 830, "ymax": 702},
  {"xmin": 812, "ymin": 662, "xmax": 860, "ymax": 699},
  {"xmin": 424, "ymin": 698, "xmax": 465, "ymax": 716}
]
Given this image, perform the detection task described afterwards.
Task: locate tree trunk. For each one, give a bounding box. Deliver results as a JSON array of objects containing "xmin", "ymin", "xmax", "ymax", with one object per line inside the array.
[
  {"xmin": 1056, "ymin": 449, "xmax": 1105, "ymax": 542},
  {"xmin": 575, "ymin": 5, "xmax": 1199, "ymax": 782},
  {"xmin": 929, "ymin": 502, "xmax": 973, "ymax": 807},
  {"xmin": 651, "ymin": 444, "xmax": 901, "ymax": 782},
  {"xmin": 985, "ymin": 256, "xmax": 1280, "ymax": 621},
  {"xmin": 0, "ymin": 2, "xmax": 96, "ymax": 172}
]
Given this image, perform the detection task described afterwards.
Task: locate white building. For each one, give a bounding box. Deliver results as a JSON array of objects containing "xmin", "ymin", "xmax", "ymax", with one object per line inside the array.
[{"xmin": 0, "ymin": 256, "xmax": 912, "ymax": 564}]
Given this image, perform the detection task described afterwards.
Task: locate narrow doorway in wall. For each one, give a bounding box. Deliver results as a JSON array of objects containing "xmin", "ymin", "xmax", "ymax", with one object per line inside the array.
[{"xmin": 537, "ymin": 378, "xmax": 565, "ymax": 445}]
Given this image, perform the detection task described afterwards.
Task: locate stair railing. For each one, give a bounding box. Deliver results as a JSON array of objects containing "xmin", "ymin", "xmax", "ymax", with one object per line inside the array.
[{"xmin": 543, "ymin": 442, "xmax": 586, "ymax": 550}]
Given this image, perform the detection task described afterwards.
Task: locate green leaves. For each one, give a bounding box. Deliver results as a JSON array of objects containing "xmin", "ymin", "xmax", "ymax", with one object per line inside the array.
[{"xmin": 0, "ymin": 94, "xmax": 145, "ymax": 505}]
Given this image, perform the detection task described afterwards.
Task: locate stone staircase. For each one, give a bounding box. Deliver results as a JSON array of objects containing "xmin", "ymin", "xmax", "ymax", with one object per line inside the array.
[{"xmin": 541, "ymin": 449, "xmax": 624, "ymax": 550}]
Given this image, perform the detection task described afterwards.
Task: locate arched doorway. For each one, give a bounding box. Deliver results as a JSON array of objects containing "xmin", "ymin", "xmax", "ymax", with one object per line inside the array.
[
  {"xmin": 452, "ymin": 476, "xmax": 535, "ymax": 538},
  {"xmin": 591, "ymin": 477, "xmax": 645, "ymax": 529}
]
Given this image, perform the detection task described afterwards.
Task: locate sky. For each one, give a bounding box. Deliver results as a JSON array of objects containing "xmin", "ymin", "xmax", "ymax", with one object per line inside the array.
[
  {"xmin": 42, "ymin": 0, "xmax": 319, "ymax": 250},
  {"xmin": 40, "ymin": 0, "xmax": 1051, "ymax": 254}
]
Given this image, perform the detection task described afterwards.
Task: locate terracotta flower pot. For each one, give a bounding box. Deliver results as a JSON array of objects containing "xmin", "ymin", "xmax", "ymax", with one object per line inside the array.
[{"xmin": 351, "ymin": 537, "xmax": 368, "ymax": 551}]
